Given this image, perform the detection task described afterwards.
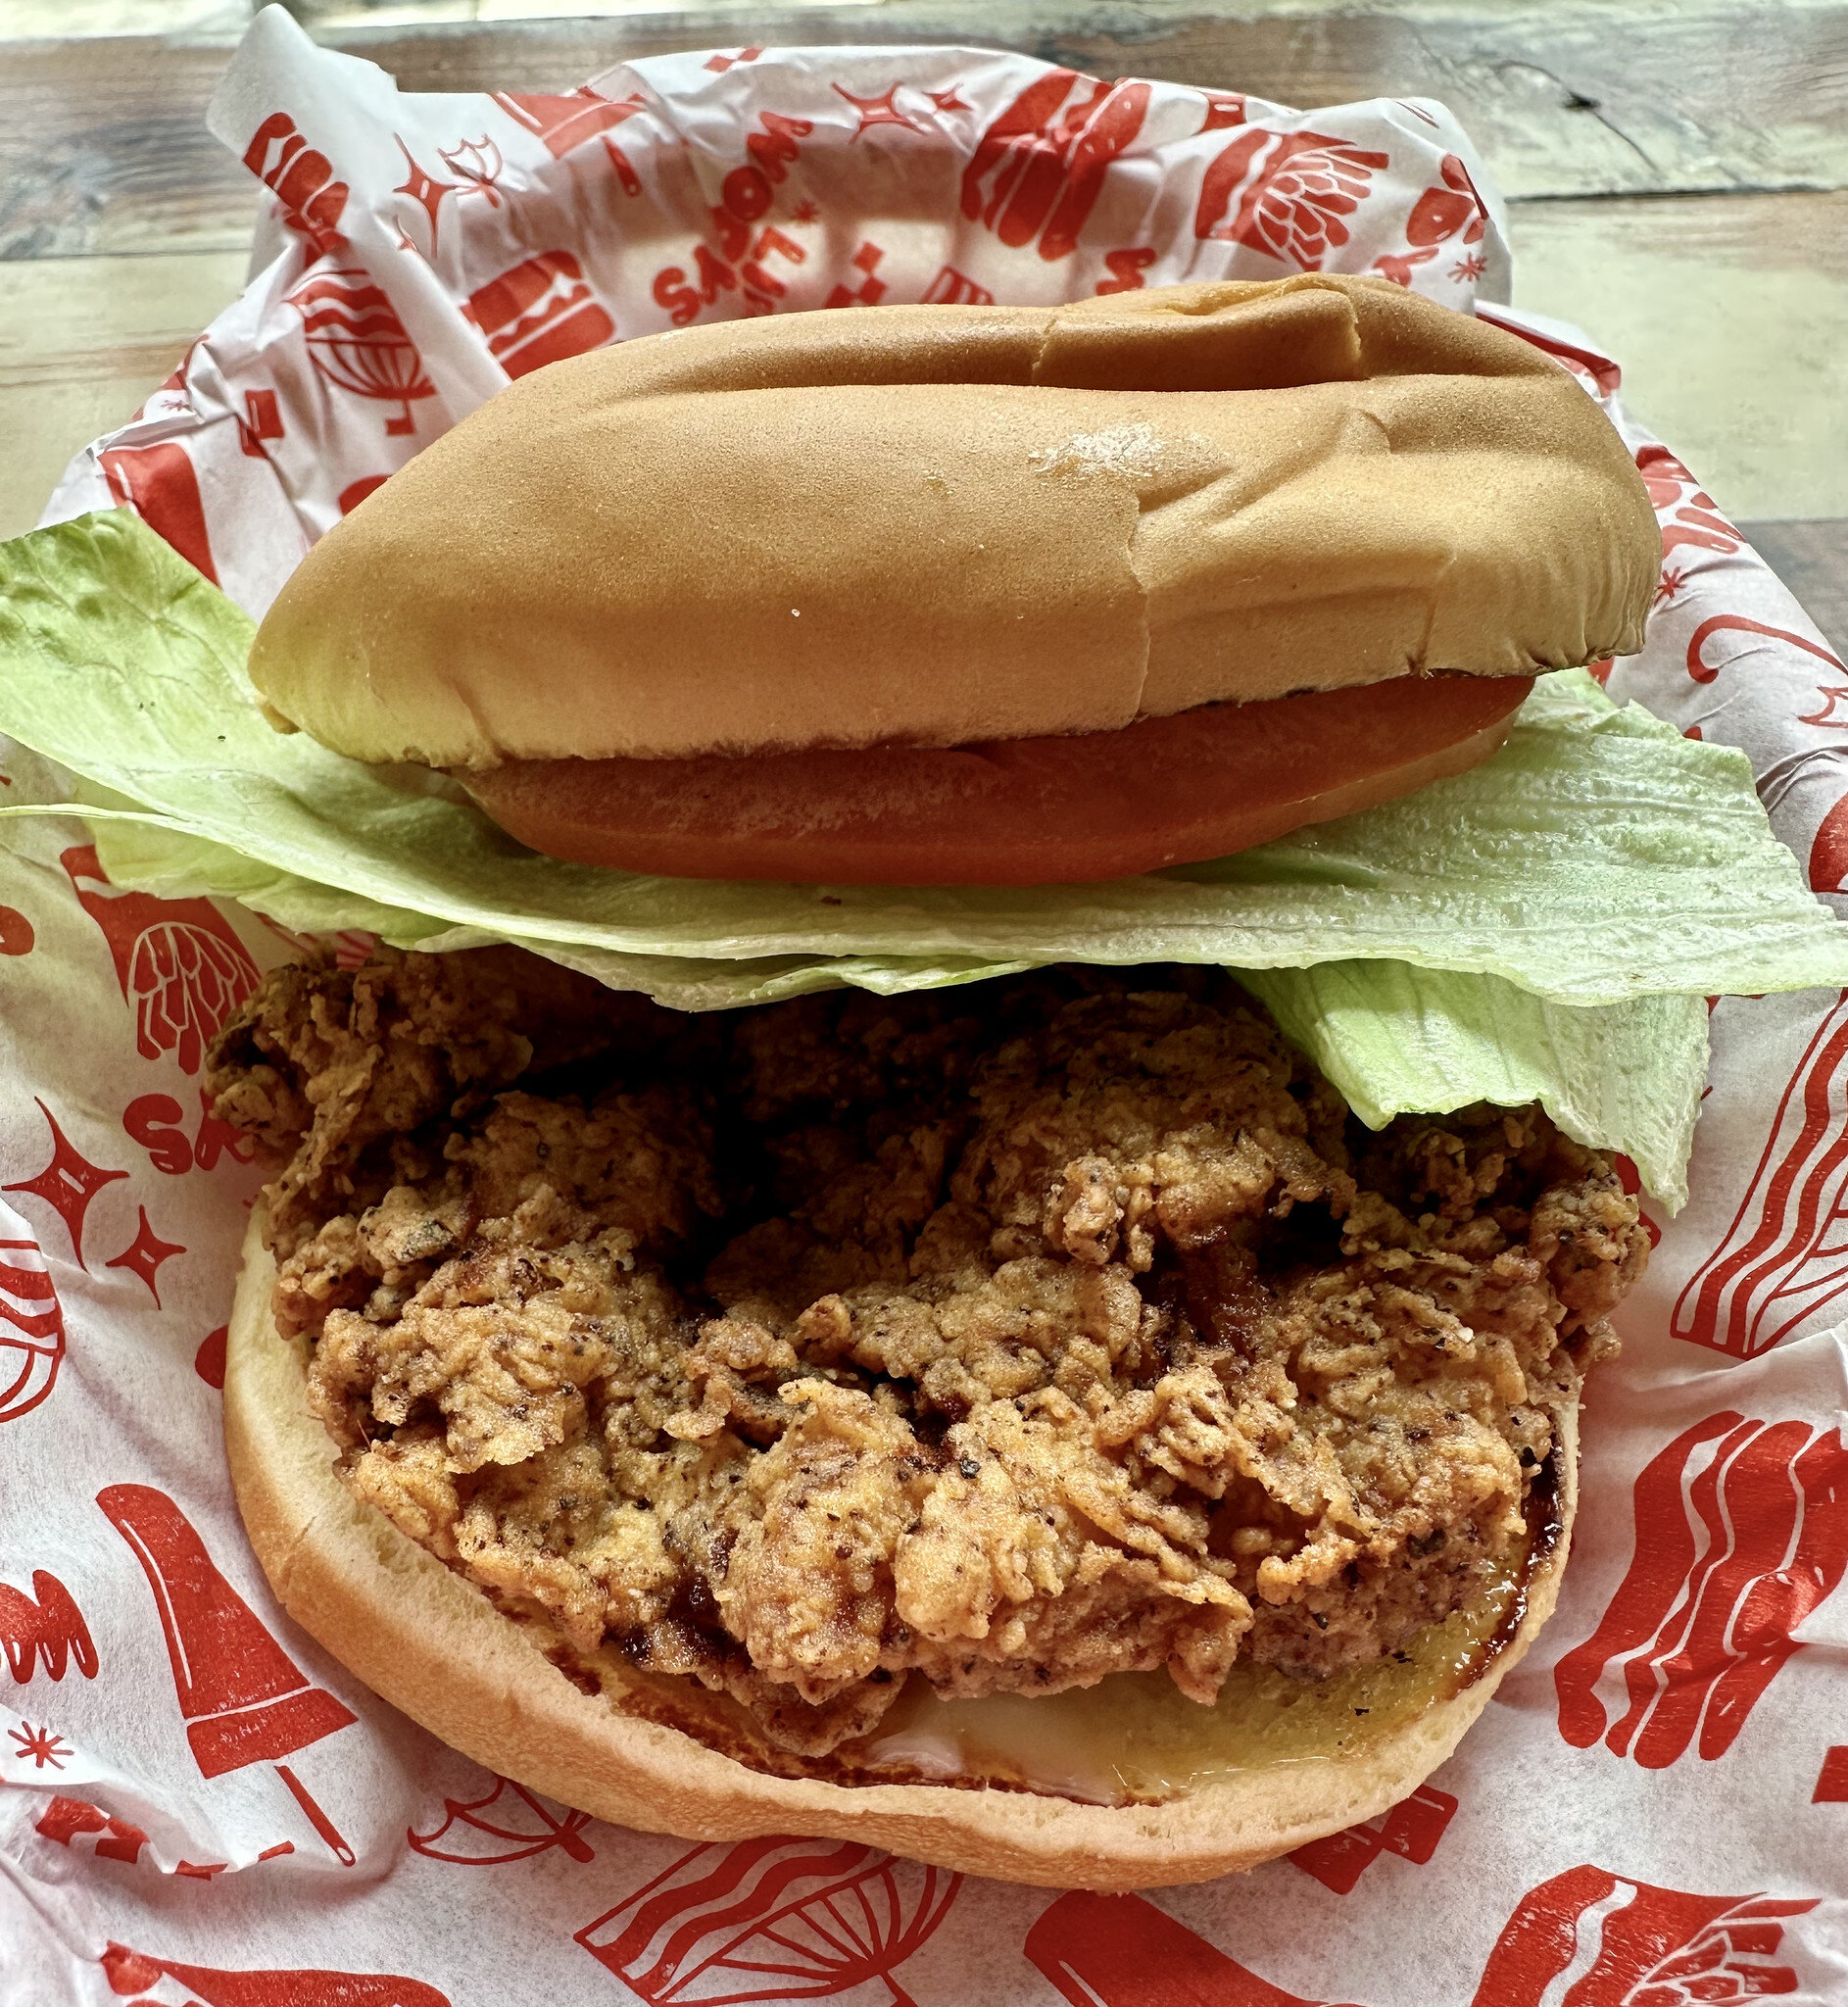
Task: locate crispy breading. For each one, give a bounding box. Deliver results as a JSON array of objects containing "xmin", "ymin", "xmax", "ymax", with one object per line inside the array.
[{"xmin": 210, "ymin": 952, "xmax": 1643, "ymax": 1758}]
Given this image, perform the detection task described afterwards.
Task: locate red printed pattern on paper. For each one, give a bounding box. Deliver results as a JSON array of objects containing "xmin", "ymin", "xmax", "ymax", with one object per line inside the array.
[
  {"xmin": 491, "ymin": 87, "xmax": 650, "ymax": 194},
  {"xmin": 100, "ymin": 1942, "xmax": 452, "ymax": 2007},
  {"xmin": 285, "ymin": 269, "xmax": 436, "ymax": 437},
  {"xmin": 410, "ymin": 1775, "xmax": 595, "ymax": 1865},
  {"xmin": 1289, "ymin": 1784, "xmax": 1457, "ymax": 1893},
  {"xmin": 96, "ymin": 1483, "xmax": 356, "ymax": 1778},
  {"xmin": 1674, "ymin": 992, "xmax": 1848, "ymax": 1355},
  {"xmin": 464, "ymin": 251, "xmax": 614, "ymax": 377},
  {"xmin": 240, "ymin": 112, "xmax": 349, "ymax": 258},
  {"xmin": 1372, "ymin": 153, "xmax": 1484, "ymax": 286},
  {"xmin": 38, "ymin": 1796, "xmax": 146, "ymax": 1862},
  {"xmin": 1470, "ymin": 1864, "xmax": 1816, "ymax": 2005},
  {"xmin": 1554, "ymin": 1412, "xmax": 1848, "ymax": 1765},
  {"xmin": 100, "ymin": 444, "xmax": 219, "ymax": 586},
  {"xmin": 1025, "ymin": 1891, "xmax": 1364, "ymax": 2006},
  {"xmin": 60, "ymin": 844, "xmax": 259, "ymax": 1075},
  {"xmin": 1194, "ymin": 128, "xmax": 1389, "ymax": 268},
  {"xmin": 577, "ymin": 1835, "xmax": 959, "ymax": 2003},
  {"xmin": 0, "ymin": 1570, "xmax": 96, "ymax": 1682},
  {"xmin": 922, "ymin": 264, "xmax": 994, "ymax": 306},
  {"xmin": 961, "ymin": 70, "xmax": 1153, "ymax": 261},
  {"xmin": 0, "ymin": 1209, "xmax": 65, "ymax": 1420}
]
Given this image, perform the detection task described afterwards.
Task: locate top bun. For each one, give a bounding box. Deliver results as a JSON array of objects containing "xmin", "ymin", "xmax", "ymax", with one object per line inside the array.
[{"xmin": 248, "ymin": 275, "xmax": 1658, "ymax": 767}]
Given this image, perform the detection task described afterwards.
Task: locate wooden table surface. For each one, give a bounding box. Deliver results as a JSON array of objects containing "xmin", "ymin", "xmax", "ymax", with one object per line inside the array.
[{"xmin": 2, "ymin": 0, "xmax": 1843, "ymax": 653}]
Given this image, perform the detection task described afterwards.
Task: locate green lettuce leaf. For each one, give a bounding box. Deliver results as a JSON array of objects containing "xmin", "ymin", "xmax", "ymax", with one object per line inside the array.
[{"xmin": 0, "ymin": 508, "xmax": 1827, "ymax": 1206}]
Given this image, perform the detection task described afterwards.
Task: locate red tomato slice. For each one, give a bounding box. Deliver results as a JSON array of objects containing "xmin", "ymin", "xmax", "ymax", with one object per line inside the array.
[{"xmin": 462, "ymin": 673, "xmax": 1534, "ymax": 885}]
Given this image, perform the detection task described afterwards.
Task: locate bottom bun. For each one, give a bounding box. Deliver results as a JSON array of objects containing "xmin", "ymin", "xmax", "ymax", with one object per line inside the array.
[
  {"xmin": 225, "ymin": 1208, "xmax": 1576, "ymax": 1889},
  {"xmin": 460, "ymin": 673, "xmax": 1533, "ymax": 886}
]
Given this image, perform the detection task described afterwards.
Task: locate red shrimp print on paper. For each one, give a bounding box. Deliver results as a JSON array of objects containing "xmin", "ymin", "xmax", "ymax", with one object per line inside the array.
[
  {"xmin": 410, "ymin": 1774, "xmax": 594, "ymax": 1865},
  {"xmin": 1673, "ymin": 992, "xmax": 1848, "ymax": 1354},
  {"xmin": 465, "ymin": 251, "xmax": 614, "ymax": 377},
  {"xmin": 1554, "ymin": 1412, "xmax": 1848, "ymax": 1766},
  {"xmin": 1194, "ymin": 129, "xmax": 1389, "ymax": 269},
  {"xmin": 576, "ymin": 1835, "xmax": 960, "ymax": 2002},
  {"xmin": 285, "ymin": 269, "xmax": 436, "ymax": 437},
  {"xmin": 0, "ymin": 1203, "xmax": 66, "ymax": 1417},
  {"xmin": 59, "ymin": 845, "xmax": 259, "ymax": 1074},
  {"xmin": 1289, "ymin": 1784, "xmax": 1457, "ymax": 1893},
  {"xmin": 961, "ymin": 70, "xmax": 1153, "ymax": 262},
  {"xmin": 100, "ymin": 1942, "xmax": 452, "ymax": 2006},
  {"xmin": 1025, "ymin": 1891, "xmax": 1367, "ymax": 2007},
  {"xmin": 240, "ymin": 112, "xmax": 348, "ymax": 259},
  {"xmin": 100, "ymin": 442, "xmax": 218, "ymax": 586},
  {"xmin": 1470, "ymin": 1864, "xmax": 1816, "ymax": 2005},
  {"xmin": 1, "ymin": 1570, "xmax": 97, "ymax": 1683}
]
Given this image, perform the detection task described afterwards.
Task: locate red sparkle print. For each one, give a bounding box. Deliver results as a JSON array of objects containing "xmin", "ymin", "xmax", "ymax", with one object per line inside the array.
[
  {"xmin": 9, "ymin": 1723, "xmax": 70, "ymax": 1770},
  {"xmin": 790, "ymin": 197, "xmax": 820, "ymax": 224},
  {"xmin": 929, "ymin": 87, "xmax": 971, "ymax": 113},
  {"xmin": 103, "ymin": 1208, "xmax": 185, "ymax": 1306},
  {"xmin": 834, "ymin": 82, "xmax": 926, "ymax": 139},
  {"xmin": 1655, "ymin": 563, "xmax": 1689, "ymax": 608},
  {"xmin": 4, "ymin": 1100, "xmax": 127, "ymax": 1269},
  {"xmin": 393, "ymin": 135, "xmax": 458, "ymax": 255},
  {"xmin": 1449, "ymin": 250, "xmax": 1486, "ymax": 280}
]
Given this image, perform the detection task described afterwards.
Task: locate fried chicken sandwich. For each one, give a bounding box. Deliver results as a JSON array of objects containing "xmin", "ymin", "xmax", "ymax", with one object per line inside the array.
[{"xmin": 211, "ymin": 273, "xmax": 1662, "ymax": 1887}]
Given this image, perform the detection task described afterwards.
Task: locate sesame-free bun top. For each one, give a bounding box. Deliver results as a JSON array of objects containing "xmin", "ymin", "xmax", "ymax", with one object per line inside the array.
[{"xmin": 248, "ymin": 275, "xmax": 1658, "ymax": 768}]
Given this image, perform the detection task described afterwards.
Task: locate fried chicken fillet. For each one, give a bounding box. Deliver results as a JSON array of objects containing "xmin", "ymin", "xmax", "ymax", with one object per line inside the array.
[{"xmin": 208, "ymin": 949, "xmax": 1645, "ymax": 1769}]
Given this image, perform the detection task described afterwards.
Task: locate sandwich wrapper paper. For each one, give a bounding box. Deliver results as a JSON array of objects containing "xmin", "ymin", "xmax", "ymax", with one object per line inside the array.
[{"xmin": 5, "ymin": 7, "xmax": 1848, "ymax": 1999}]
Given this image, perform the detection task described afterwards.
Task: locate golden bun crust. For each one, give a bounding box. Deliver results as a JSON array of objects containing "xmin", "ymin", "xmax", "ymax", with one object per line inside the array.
[
  {"xmin": 248, "ymin": 276, "xmax": 1658, "ymax": 768},
  {"xmin": 225, "ymin": 1209, "xmax": 1578, "ymax": 1889}
]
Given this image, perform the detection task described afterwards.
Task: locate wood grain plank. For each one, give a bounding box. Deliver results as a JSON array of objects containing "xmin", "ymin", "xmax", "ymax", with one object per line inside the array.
[
  {"xmin": 1509, "ymin": 189, "xmax": 1848, "ymax": 519},
  {"xmin": 0, "ymin": 249, "xmax": 249, "ymax": 541},
  {"xmin": 2, "ymin": 4, "xmax": 1843, "ymax": 260}
]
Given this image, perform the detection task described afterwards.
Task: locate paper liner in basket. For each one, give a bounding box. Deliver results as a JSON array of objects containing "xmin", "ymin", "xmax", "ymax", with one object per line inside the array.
[{"xmin": 5, "ymin": 7, "xmax": 1848, "ymax": 2003}]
